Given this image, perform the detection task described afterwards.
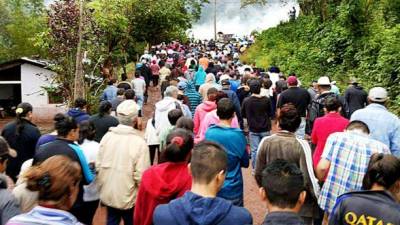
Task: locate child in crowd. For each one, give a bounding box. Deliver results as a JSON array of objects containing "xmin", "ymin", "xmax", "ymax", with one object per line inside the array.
[{"xmin": 159, "ymin": 109, "xmax": 183, "ymax": 151}]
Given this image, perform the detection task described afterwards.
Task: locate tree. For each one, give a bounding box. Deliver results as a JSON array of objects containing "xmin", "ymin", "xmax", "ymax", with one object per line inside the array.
[{"xmin": 0, "ymin": 0, "xmax": 47, "ymax": 63}]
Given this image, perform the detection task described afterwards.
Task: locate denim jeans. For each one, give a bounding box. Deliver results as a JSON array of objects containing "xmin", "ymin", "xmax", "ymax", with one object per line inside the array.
[
  {"xmin": 106, "ymin": 206, "xmax": 134, "ymax": 225},
  {"xmin": 136, "ymin": 95, "xmax": 144, "ymax": 110},
  {"xmin": 295, "ymin": 117, "xmax": 306, "ymax": 139},
  {"xmin": 249, "ymin": 131, "xmax": 270, "ymax": 170}
]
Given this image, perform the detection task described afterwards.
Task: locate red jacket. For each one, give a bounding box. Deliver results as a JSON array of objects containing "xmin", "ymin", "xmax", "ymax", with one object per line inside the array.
[
  {"xmin": 311, "ymin": 112, "xmax": 349, "ymax": 168},
  {"xmin": 134, "ymin": 162, "xmax": 192, "ymax": 225}
]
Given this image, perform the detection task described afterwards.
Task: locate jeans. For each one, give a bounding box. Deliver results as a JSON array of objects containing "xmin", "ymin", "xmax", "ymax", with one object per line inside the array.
[
  {"xmin": 295, "ymin": 117, "xmax": 306, "ymax": 139},
  {"xmin": 136, "ymin": 95, "xmax": 144, "ymax": 110},
  {"xmin": 249, "ymin": 131, "xmax": 270, "ymax": 170},
  {"xmin": 106, "ymin": 206, "xmax": 134, "ymax": 225}
]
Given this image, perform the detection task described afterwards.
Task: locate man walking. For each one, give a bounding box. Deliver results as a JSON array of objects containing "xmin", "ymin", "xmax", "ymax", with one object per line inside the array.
[
  {"xmin": 344, "ymin": 78, "xmax": 367, "ymax": 117},
  {"xmin": 351, "ymin": 87, "xmax": 400, "ymax": 156},
  {"xmin": 96, "ymin": 100, "xmax": 150, "ymax": 225},
  {"xmin": 277, "ymin": 76, "xmax": 311, "ymax": 139}
]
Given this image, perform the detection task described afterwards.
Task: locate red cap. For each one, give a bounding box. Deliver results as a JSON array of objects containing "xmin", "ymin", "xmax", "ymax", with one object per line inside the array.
[{"xmin": 287, "ymin": 76, "xmax": 298, "ymax": 86}]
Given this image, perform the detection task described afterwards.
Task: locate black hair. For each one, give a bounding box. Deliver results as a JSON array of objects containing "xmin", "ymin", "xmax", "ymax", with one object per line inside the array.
[
  {"xmin": 107, "ymin": 78, "xmax": 117, "ymax": 86},
  {"xmin": 117, "ymin": 88, "xmax": 125, "ymax": 96},
  {"xmin": 98, "ymin": 101, "xmax": 112, "ymax": 117},
  {"xmin": 135, "ymin": 70, "xmax": 141, "ymax": 78},
  {"xmin": 346, "ymin": 120, "xmax": 370, "ymax": 134},
  {"xmin": 249, "ymin": 79, "xmax": 261, "ymax": 94},
  {"xmin": 324, "ymin": 96, "xmax": 342, "ymax": 112},
  {"xmin": 168, "ymin": 109, "xmax": 183, "ymax": 126},
  {"xmin": 362, "ymin": 154, "xmax": 400, "ymax": 190},
  {"xmin": 261, "ymin": 159, "xmax": 305, "ymax": 209},
  {"xmin": 74, "ymin": 98, "xmax": 87, "ymax": 109},
  {"xmin": 53, "ymin": 113, "xmax": 78, "ymax": 138},
  {"xmin": 124, "ymin": 89, "xmax": 135, "ymax": 100},
  {"xmin": 176, "ymin": 117, "xmax": 194, "ymax": 132},
  {"xmin": 15, "ymin": 102, "xmax": 33, "ymax": 136},
  {"xmin": 121, "ymin": 73, "xmax": 128, "ymax": 81},
  {"xmin": 278, "ymin": 104, "xmax": 301, "ymax": 132},
  {"xmin": 215, "ymin": 91, "xmax": 228, "ymax": 103},
  {"xmin": 216, "ymin": 98, "xmax": 235, "ymax": 120},
  {"xmin": 190, "ymin": 141, "xmax": 228, "ymax": 184},
  {"xmin": 78, "ymin": 120, "xmax": 96, "ymax": 144},
  {"xmin": 161, "ymin": 128, "xmax": 194, "ymax": 163}
]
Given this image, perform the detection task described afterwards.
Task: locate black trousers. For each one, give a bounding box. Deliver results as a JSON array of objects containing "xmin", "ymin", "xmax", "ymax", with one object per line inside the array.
[{"xmin": 149, "ymin": 144, "xmax": 160, "ymax": 165}]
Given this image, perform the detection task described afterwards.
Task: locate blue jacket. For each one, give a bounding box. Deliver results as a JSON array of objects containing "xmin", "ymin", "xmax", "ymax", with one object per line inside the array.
[
  {"xmin": 101, "ymin": 85, "xmax": 118, "ymax": 102},
  {"xmin": 153, "ymin": 191, "xmax": 253, "ymax": 225},
  {"xmin": 193, "ymin": 66, "xmax": 206, "ymax": 86},
  {"xmin": 67, "ymin": 108, "xmax": 90, "ymax": 124},
  {"xmin": 205, "ymin": 125, "xmax": 249, "ymax": 200}
]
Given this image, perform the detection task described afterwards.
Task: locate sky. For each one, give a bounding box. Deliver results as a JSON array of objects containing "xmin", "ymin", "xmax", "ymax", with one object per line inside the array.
[
  {"xmin": 44, "ymin": 0, "xmax": 299, "ymax": 39},
  {"xmin": 191, "ymin": 0, "xmax": 299, "ymax": 39}
]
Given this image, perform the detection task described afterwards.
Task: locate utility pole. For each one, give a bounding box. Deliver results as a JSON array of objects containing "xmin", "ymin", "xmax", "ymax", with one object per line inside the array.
[
  {"xmin": 74, "ymin": 0, "xmax": 85, "ymax": 100},
  {"xmin": 214, "ymin": 0, "xmax": 217, "ymax": 41}
]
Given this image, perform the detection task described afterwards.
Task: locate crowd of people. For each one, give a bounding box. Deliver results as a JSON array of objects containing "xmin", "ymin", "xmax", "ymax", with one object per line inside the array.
[{"xmin": 0, "ymin": 40, "xmax": 400, "ymax": 225}]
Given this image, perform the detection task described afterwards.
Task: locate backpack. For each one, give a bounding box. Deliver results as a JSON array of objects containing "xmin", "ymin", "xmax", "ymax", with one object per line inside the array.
[{"xmin": 308, "ymin": 92, "xmax": 337, "ymax": 131}]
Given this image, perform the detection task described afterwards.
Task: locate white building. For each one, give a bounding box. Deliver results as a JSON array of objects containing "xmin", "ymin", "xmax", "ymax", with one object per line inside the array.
[{"xmin": 0, "ymin": 58, "xmax": 66, "ymax": 122}]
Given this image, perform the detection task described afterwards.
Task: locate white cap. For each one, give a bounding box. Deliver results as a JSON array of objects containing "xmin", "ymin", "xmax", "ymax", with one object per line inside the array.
[
  {"xmin": 317, "ymin": 76, "xmax": 331, "ymax": 85},
  {"xmin": 368, "ymin": 87, "xmax": 388, "ymax": 102},
  {"xmin": 117, "ymin": 100, "xmax": 138, "ymax": 117},
  {"xmin": 219, "ymin": 74, "xmax": 230, "ymax": 81}
]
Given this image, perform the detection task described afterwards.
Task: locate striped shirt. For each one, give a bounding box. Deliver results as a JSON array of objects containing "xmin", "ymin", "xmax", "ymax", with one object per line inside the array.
[{"xmin": 318, "ymin": 131, "xmax": 390, "ymax": 214}]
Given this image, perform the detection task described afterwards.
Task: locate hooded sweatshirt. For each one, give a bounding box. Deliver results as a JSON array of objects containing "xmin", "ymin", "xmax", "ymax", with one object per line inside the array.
[
  {"xmin": 155, "ymin": 97, "xmax": 182, "ymax": 136},
  {"xmin": 193, "ymin": 66, "xmax": 206, "ymax": 86},
  {"xmin": 195, "ymin": 110, "xmax": 239, "ymax": 143},
  {"xmin": 134, "ymin": 162, "xmax": 191, "ymax": 225},
  {"xmin": 184, "ymin": 81, "xmax": 203, "ymax": 116},
  {"xmin": 153, "ymin": 192, "xmax": 252, "ymax": 225},
  {"xmin": 67, "ymin": 108, "xmax": 90, "ymax": 124},
  {"xmin": 199, "ymin": 74, "xmax": 219, "ymax": 101},
  {"xmin": 193, "ymin": 101, "xmax": 217, "ymax": 135}
]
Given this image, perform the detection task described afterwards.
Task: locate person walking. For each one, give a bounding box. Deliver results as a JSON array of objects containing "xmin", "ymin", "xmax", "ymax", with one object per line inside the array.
[
  {"xmin": 101, "ymin": 79, "xmax": 118, "ymax": 102},
  {"xmin": 67, "ymin": 98, "xmax": 90, "ymax": 124},
  {"xmin": 96, "ymin": 100, "xmax": 150, "ymax": 225},
  {"xmin": 1, "ymin": 102, "xmax": 40, "ymax": 181},
  {"xmin": 205, "ymin": 98, "xmax": 249, "ymax": 206},
  {"xmin": 89, "ymin": 101, "xmax": 119, "ymax": 143},
  {"xmin": 241, "ymin": 79, "xmax": 272, "ymax": 171},
  {"xmin": 277, "ymin": 76, "xmax": 311, "ymax": 139},
  {"xmin": 344, "ymin": 78, "xmax": 367, "ymax": 118},
  {"xmin": 350, "ymin": 87, "xmax": 400, "ymax": 157},
  {"xmin": 153, "ymin": 141, "xmax": 253, "ymax": 225},
  {"xmin": 316, "ymin": 121, "xmax": 390, "ymax": 221}
]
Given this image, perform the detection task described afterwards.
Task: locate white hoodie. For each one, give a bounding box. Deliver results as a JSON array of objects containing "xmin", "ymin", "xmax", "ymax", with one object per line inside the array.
[{"xmin": 154, "ymin": 97, "xmax": 182, "ymax": 136}]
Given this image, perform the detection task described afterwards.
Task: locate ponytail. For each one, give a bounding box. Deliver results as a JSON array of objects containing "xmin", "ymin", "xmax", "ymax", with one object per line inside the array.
[
  {"xmin": 160, "ymin": 128, "xmax": 194, "ymax": 163},
  {"xmin": 362, "ymin": 153, "xmax": 400, "ymax": 190},
  {"xmin": 15, "ymin": 102, "xmax": 33, "ymax": 136}
]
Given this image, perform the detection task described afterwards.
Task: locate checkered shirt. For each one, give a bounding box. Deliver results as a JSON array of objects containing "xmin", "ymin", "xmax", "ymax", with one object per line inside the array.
[{"xmin": 318, "ymin": 131, "xmax": 390, "ymax": 214}]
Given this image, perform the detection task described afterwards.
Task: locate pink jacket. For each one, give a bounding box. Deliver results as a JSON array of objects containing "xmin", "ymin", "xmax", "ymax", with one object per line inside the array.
[
  {"xmin": 193, "ymin": 101, "xmax": 217, "ymax": 135},
  {"xmin": 195, "ymin": 110, "xmax": 239, "ymax": 143}
]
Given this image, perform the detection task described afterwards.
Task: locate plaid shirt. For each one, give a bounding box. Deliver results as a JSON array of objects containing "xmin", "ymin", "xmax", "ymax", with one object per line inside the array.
[{"xmin": 318, "ymin": 131, "xmax": 390, "ymax": 214}]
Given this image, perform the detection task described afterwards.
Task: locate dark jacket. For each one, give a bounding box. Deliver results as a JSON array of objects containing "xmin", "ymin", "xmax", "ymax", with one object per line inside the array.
[
  {"xmin": 344, "ymin": 85, "xmax": 368, "ymax": 117},
  {"xmin": 89, "ymin": 114, "xmax": 119, "ymax": 142},
  {"xmin": 330, "ymin": 190, "xmax": 400, "ymax": 225},
  {"xmin": 262, "ymin": 211, "xmax": 304, "ymax": 225},
  {"xmin": 67, "ymin": 108, "xmax": 90, "ymax": 124},
  {"xmin": 153, "ymin": 191, "xmax": 253, "ymax": 225},
  {"xmin": 1, "ymin": 119, "xmax": 40, "ymax": 181},
  {"xmin": 222, "ymin": 89, "xmax": 242, "ymax": 121}
]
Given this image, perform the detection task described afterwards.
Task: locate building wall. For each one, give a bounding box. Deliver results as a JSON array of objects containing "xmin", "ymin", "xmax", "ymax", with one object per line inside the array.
[{"xmin": 20, "ymin": 64, "xmax": 66, "ymax": 122}]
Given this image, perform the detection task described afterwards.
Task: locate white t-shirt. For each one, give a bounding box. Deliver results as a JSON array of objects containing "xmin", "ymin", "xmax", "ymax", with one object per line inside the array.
[
  {"xmin": 79, "ymin": 139, "xmax": 100, "ymax": 202},
  {"xmin": 132, "ymin": 78, "xmax": 146, "ymax": 96}
]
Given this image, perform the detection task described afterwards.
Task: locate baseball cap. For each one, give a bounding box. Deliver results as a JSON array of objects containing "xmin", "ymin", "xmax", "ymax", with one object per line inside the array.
[
  {"xmin": 116, "ymin": 100, "xmax": 138, "ymax": 117},
  {"xmin": 317, "ymin": 76, "xmax": 331, "ymax": 86},
  {"xmin": 287, "ymin": 76, "xmax": 298, "ymax": 86},
  {"xmin": 0, "ymin": 136, "xmax": 17, "ymax": 158},
  {"xmin": 221, "ymin": 79, "xmax": 230, "ymax": 86},
  {"xmin": 219, "ymin": 74, "xmax": 230, "ymax": 81},
  {"xmin": 368, "ymin": 87, "xmax": 388, "ymax": 102}
]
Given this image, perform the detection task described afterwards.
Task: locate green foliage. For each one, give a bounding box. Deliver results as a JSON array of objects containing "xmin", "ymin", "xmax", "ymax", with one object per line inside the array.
[
  {"xmin": 0, "ymin": 0, "xmax": 47, "ymax": 63},
  {"xmin": 243, "ymin": 0, "xmax": 400, "ymax": 114}
]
